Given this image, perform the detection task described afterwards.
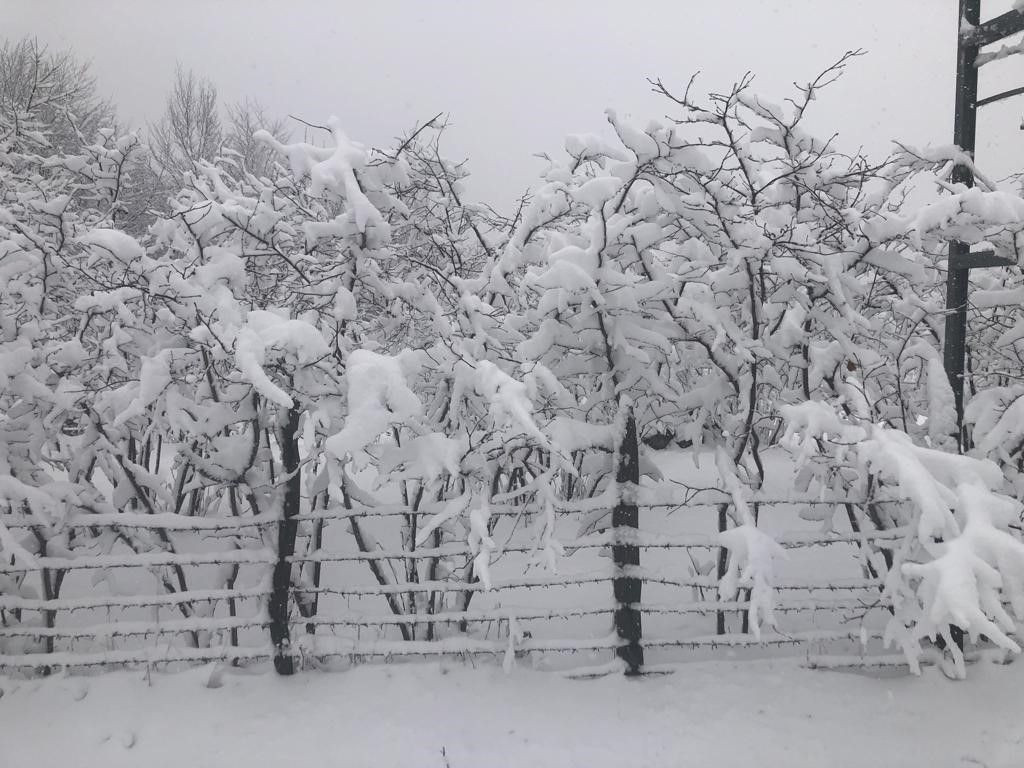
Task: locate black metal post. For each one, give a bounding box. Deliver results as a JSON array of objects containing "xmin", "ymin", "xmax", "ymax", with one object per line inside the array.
[
  {"xmin": 613, "ymin": 410, "xmax": 643, "ymax": 675},
  {"xmin": 941, "ymin": 0, "xmax": 1024, "ymax": 654},
  {"xmin": 935, "ymin": 0, "xmax": 1024, "ymax": 663},
  {"xmin": 943, "ymin": 2, "xmax": 1024, "ymax": 449},
  {"xmin": 943, "ymin": 0, "xmax": 980, "ymax": 452},
  {"xmin": 269, "ymin": 406, "xmax": 302, "ymax": 675}
]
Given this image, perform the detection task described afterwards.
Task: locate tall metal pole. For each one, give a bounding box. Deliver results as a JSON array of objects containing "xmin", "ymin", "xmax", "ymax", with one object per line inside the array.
[
  {"xmin": 942, "ymin": 0, "xmax": 980, "ymax": 452},
  {"xmin": 939, "ymin": 0, "xmax": 1024, "ymax": 659}
]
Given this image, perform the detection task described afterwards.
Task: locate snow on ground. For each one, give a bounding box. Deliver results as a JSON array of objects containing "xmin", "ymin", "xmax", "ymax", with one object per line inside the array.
[{"xmin": 2, "ymin": 657, "xmax": 1022, "ymax": 768}]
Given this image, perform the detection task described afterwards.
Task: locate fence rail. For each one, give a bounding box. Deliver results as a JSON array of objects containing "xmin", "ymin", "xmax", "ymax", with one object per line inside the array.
[{"xmin": 0, "ymin": 494, "xmax": 908, "ymax": 675}]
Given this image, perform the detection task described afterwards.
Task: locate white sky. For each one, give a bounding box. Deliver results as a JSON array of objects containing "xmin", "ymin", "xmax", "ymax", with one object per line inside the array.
[{"xmin": 5, "ymin": 0, "xmax": 1024, "ymax": 209}]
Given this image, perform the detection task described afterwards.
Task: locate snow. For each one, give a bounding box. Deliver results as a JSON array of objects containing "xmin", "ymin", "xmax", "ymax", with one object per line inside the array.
[
  {"xmin": 73, "ymin": 287, "xmax": 143, "ymax": 313},
  {"xmin": 467, "ymin": 499, "xmax": 497, "ymax": 589},
  {"xmin": 192, "ymin": 246, "xmax": 246, "ymax": 290},
  {"xmin": 380, "ymin": 432, "xmax": 466, "ymax": 481},
  {"xmin": 232, "ymin": 311, "xmax": 330, "ymax": 408},
  {"xmin": 0, "ymin": 518, "xmax": 37, "ymax": 570},
  {"xmin": 606, "ymin": 109, "xmax": 660, "ymax": 161},
  {"xmin": 244, "ymin": 310, "xmax": 330, "ymax": 366},
  {"xmin": 570, "ymin": 176, "xmax": 625, "ymax": 209},
  {"xmin": 564, "ymin": 132, "xmax": 631, "ymax": 163},
  {"xmin": 546, "ymin": 416, "xmax": 615, "ymax": 452},
  {"xmin": 332, "ymin": 284, "xmax": 357, "ymax": 321},
  {"xmin": 414, "ymin": 492, "xmax": 470, "ymax": 547},
  {"xmin": 471, "ymin": 359, "xmax": 548, "ymax": 443},
  {"xmin": 255, "ymin": 117, "xmax": 384, "ymax": 234},
  {"xmin": 897, "ymin": 483, "xmax": 1024, "ymax": 677},
  {"xmin": 717, "ymin": 524, "xmax": 787, "ymax": 639},
  {"xmin": 75, "ymin": 229, "xmax": 145, "ymax": 265},
  {"xmin": 325, "ymin": 349, "xmax": 423, "ymax": 463},
  {"xmin": 976, "ymin": 36, "xmax": 1024, "ymax": 67},
  {"xmin": 925, "ymin": 356, "xmax": 957, "ymax": 447},
  {"xmin": 233, "ymin": 328, "xmax": 294, "ymax": 408},
  {"xmin": 3, "ymin": 658, "xmax": 1024, "ymax": 768},
  {"xmin": 113, "ymin": 350, "xmax": 173, "ymax": 426}
]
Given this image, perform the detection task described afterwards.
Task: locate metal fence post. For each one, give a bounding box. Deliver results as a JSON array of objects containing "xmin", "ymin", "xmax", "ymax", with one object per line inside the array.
[
  {"xmin": 269, "ymin": 406, "xmax": 302, "ymax": 675},
  {"xmin": 613, "ymin": 410, "xmax": 643, "ymax": 674}
]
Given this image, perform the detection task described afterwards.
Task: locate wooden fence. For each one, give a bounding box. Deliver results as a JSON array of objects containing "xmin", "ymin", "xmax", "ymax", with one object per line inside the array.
[{"xmin": 0, "ymin": 492, "xmax": 906, "ymax": 676}]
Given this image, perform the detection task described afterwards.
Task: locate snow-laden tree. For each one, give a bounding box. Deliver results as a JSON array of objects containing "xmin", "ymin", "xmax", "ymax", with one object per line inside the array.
[
  {"xmin": 0, "ymin": 37, "xmax": 116, "ymax": 156},
  {"xmin": 93, "ymin": 117, "xmax": 411, "ymax": 669},
  {"xmin": 0, "ymin": 87, "xmax": 152, "ymax": 652},
  {"xmin": 783, "ymin": 401, "xmax": 1024, "ymax": 678},
  {"xmin": 147, "ymin": 68, "xmax": 291, "ymax": 213},
  {"xmin": 953, "ymin": 203, "xmax": 1024, "ymax": 486},
  {"xmin": 852, "ymin": 144, "xmax": 1024, "ymax": 450},
  {"xmin": 148, "ymin": 66, "xmax": 223, "ymax": 183},
  {"xmin": 78, "ymin": 113, "xmax": 559, "ymax": 667},
  {"xmin": 490, "ymin": 54, "xmax": 965, "ymax": 637},
  {"xmin": 299, "ymin": 119, "xmax": 561, "ymax": 640},
  {"xmin": 222, "ymin": 97, "xmax": 290, "ymax": 181},
  {"xmin": 478, "ymin": 51, "xmax": 1024, "ymax": 658},
  {"xmin": 3, "ymin": 44, "xmax": 1023, "ymax": 679}
]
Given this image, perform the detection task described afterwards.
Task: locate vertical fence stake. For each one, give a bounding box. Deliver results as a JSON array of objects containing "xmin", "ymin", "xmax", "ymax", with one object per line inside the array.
[
  {"xmin": 269, "ymin": 406, "xmax": 302, "ymax": 675},
  {"xmin": 613, "ymin": 410, "xmax": 643, "ymax": 675},
  {"xmin": 715, "ymin": 503, "xmax": 728, "ymax": 635}
]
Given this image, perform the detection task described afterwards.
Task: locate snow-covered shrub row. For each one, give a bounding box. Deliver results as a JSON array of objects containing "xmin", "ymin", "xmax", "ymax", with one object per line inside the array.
[
  {"xmin": 2, "ymin": 52, "xmax": 1024, "ymax": 675},
  {"xmin": 0, "ymin": 101, "xmax": 156, "ymax": 648},
  {"xmin": 783, "ymin": 401, "xmax": 1024, "ymax": 678}
]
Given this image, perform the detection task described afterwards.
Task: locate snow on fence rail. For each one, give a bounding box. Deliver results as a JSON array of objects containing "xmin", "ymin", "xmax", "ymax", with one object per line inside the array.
[{"xmin": 0, "ymin": 495, "xmax": 902, "ymax": 674}]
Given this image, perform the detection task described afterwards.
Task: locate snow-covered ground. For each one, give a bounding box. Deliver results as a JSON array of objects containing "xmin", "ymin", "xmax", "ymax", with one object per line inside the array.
[{"xmin": 3, "ymin": 657, "xmax": 1022, "ymax": 768}]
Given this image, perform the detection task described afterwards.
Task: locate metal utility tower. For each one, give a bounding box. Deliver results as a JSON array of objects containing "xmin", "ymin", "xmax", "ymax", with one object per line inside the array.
[{"xmin": 944, "ymin": 0, "xmax": 1024, "ymax": 450}]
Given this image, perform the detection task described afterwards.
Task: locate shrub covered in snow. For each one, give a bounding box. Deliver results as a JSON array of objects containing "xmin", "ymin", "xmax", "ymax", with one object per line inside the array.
[
  {"xmin": 783, "ymin": 401, "xmax": 1024, "ymax": 677},
  {"xmin": 2, "ymin": 50, "xmax": 1024, "ymax": 678}
]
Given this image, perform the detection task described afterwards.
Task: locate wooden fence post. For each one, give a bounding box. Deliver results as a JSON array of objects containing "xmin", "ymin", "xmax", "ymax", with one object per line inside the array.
[
  {"xmin": 269, "ymin": 406, "xmax": 302, "ymax": 675},
  {"xmin": 715, "ymin": 502, "xmax": 728, "ymax": 635},
  {"xmin": 613, "ymin": 410, "xmax": 643, "ymax": 675}
]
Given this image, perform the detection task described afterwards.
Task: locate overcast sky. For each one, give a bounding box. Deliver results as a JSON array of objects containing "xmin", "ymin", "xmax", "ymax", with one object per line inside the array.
[{"xmin": 6, "ymin": 0, "xmax": 1024, "ymax": 209}]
